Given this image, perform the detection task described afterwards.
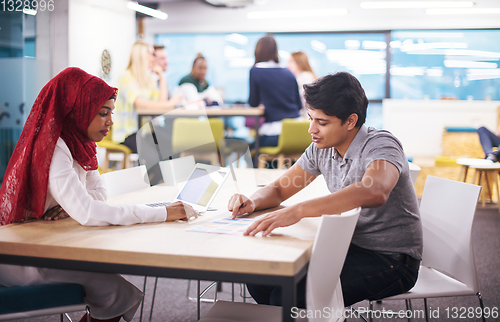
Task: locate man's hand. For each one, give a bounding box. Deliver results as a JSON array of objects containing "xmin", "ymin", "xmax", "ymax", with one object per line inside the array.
[
  {"xmin": 166, "ymin": 201, "xmax": 198, "ymax": 221},
  {"xmin": 42, "ymin": 205, "xmax": 69, "ymax": 221},
  {"xmin": 244, "ymin": 205, "xmax": 302, "ymax": 237},
  {"xmin": 228, "ymin": 193, "xmax": 256, "ymax": 219}
]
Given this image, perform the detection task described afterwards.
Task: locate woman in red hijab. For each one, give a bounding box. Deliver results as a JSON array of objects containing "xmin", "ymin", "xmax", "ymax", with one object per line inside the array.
[{"xmin": 0, "ymin": 67, "xmax": 196, "ymax": 322}]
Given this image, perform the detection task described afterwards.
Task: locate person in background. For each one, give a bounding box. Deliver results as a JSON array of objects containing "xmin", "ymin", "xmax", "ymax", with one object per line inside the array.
[
  {"xmin": 0, "ymin": 67, "xmax": 196, "ymax": 322},
  {"xmin": 179, "ymin": 53, "xmax": 209, "ymax": 93},
  {"xmin": 477, "ymin": 126, "xmax": 500, "ymax": 162},
  {"xmin": 177, "ymin": 53, "xmax": 222, "ymax": 107},
  {"xmin": 248, "ymin": 35, "xmax": 302, "ymax": 148},
  {"xmin": 114, "ymin": 41, "xmax": 183, "ymax": 153},
  {"xmin": 287, "ymin": 51, "xmax": 317, "ymax": 116},
  {"xmin": 153, "ymin": 45, "xmax": 171, "ymax": 96}
]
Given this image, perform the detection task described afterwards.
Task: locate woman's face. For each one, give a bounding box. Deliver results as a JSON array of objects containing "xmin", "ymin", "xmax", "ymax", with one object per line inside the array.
[
  {"xmin": 192, "ymin": 59, "xmax": 207, "ymax": 81},
  {"xmin": 87, "ymin": 99, "xmax": 115, "ymax": 142},
  {"xmin": 287, "ymin": 57, "xmax": 300, "ymax": 76}
]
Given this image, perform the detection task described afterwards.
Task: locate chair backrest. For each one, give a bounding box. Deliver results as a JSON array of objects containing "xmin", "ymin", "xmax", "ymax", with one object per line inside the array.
[
  {"xmin": 171, "ymin": 118, "xmax": 224, "ymax": 154},
  {"xmin": 408, "ymin": 162, "xmax": 421, "ymax": 185},
  {"xmin": 101, "ymin": 165, "xmax": 150, "ymax": 198},
  {"xmin": 0, "ymin": 283, "xmax": 88, "ymax": 321},
  {"xmin": 419, "ymin": 175, "xmax": 481, "ymax": 292},
  {"xmin": 277, "ymin": 119, "xmax": 312, "ymax": 155},
  {"xmin": 158, "ymin": 155, "xmax": 196, "ymax": 187},
  {"xmin": 306, "ymin": 208, "xmax": 360, "ymax": 322}
]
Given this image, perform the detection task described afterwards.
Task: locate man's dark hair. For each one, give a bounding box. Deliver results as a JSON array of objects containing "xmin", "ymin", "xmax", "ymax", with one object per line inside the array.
[
  {"xmin": 153, "ymin": 45, "xmax": 165, "ymax": 51},
  {"xmin": 304, "ymin": 72, "xmax": 368, "ymax": 127}
]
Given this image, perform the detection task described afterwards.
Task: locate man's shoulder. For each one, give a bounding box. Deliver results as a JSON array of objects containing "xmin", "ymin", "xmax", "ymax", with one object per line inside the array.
[{"xmin": 364, "ymin": 127, "xmax": 403, "ymax": 148}]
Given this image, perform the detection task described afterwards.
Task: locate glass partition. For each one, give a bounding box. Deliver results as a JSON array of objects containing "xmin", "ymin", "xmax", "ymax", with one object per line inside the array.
[{"xmin": 391, "ymin": 30, "xmax": 500, "ymax": 100}]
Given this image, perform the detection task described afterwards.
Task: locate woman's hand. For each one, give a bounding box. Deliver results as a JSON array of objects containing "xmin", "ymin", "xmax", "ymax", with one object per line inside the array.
[
  {"xmin": 152, "ymin": 64, "xmax": 164, "ymax": 76},
  {"xmin": 165, "ymin": 201, "xmax": 198, "ymax": 221},
  {"xmin": 42, "ymin": 205, "xmax": 70, "ymax": 221},
  {"xmin": 228, "ymin": 194, "xmax": 256, "ymax": 219}
]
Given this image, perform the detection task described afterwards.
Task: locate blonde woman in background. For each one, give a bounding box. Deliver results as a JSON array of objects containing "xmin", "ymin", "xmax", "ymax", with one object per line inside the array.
[
  {"xmin": 287, "ymin": 51, "xmax": 317, "ymax": 115},
  {"xmin": 114, "ymin": 41, "xmax": 183, "ymax": 152}
]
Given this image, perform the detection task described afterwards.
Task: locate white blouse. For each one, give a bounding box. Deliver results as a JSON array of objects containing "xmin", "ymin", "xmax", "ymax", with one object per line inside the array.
[{"xmin": 44, "ymin": 138, "xmax": 167, "ymax": 226}]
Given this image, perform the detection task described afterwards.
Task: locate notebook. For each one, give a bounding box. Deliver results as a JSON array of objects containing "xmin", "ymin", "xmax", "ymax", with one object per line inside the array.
[{"xmin": 145, "ymin": 163, "xmax": 230, "ymax": 213}]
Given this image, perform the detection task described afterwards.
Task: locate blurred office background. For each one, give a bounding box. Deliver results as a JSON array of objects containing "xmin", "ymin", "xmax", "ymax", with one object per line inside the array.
[{"xmin": 1, "ymin": 0, "xmax": 500, "ymax": 180}]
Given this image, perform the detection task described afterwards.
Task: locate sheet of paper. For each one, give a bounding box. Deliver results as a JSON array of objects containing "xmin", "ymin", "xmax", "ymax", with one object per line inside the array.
[{"xmin": 187, "ymin": 217, "xmax": 256, "ymax": 235}]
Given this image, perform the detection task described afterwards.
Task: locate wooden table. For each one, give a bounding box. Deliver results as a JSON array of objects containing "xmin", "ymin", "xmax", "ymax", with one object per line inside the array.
[
  {"xmin": 457, "ymin": 158, "xmax": 500, "ymax": 211},
  {"xmin": 0, "ymin": 169, "xmax": 330, "ymax": 321},
  {"xmin": 138, "ymin": 106, "xmax": 265, "ymax": 165}
]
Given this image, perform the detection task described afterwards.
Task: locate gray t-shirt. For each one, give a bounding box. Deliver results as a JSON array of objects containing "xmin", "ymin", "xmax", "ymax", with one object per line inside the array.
[{"xmin": 297, "ymin": 125, "xmax": 423, "ymax": 260}]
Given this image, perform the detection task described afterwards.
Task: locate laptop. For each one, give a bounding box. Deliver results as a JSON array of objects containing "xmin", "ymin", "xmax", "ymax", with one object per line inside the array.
[{"xmin": 145, "ymin": 163, "xmax": 230, "ymax": 213}]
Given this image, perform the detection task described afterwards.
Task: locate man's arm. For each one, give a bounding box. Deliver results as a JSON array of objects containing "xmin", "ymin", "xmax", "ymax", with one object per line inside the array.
[
  {"xmin": 228, "ymin": 163, "xmax": 316, "ymax": 218},
  {"xmin": 245, "ymin": 159, "xmax": 400, "ymax": 236}
]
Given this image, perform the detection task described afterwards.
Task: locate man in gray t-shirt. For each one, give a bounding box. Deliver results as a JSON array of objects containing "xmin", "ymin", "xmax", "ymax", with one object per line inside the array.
[{"xmin": 228, "ymin": 72, "xmax": 422, "ymax": 308}]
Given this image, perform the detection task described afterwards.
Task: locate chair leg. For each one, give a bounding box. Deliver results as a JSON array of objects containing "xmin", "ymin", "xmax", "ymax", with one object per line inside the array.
[
  {"xmin": 197, "ymin": 280, "xmax": 201, "ymax": 321},
  {"xmin": 149, "ymin": 277, "xmax": 159, "ymax": 322},
  {"xmin": 405, "ymin": 299, "xmax": 412, "ymax": 322},
  {"xmin": 103, "ymin": 151, "xmax": 110, "ymax": 173},
  {"xmin": 369, "ymin": 301, "xmax": 373, "ymax": 322},
  {"xmin": 477, "ymin": 292, "xmax": 487, "ymax": 322},
  {"xmin": 140, "ymin": 276, "xmax": 147, "ymax": 322},
  {"xmin": 86, "ymin": 306, "xmax": 91, "ymax": 322},
  {"xmin": 424, "ymin": 298, "xmax": 429, "ymax": 322},
  {"xmin": 124, "ymin": 153, "xmax": 130, "ymax": 169},
  {"xmin": 258, "ymin": 155, "xmax": 267, "ymax": 169},
  {"xmin": 277, "ymin": 154, "xmax": 285, "ymax": 169}
]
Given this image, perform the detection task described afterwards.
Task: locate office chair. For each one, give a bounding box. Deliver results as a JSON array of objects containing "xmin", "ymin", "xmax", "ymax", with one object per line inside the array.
[
  {"xmin": 0, "ymin": 283, "xmax": 90, "ymax": 322},
  {"xmin": 257, "ymin": 119, "xmax": 311, "ymax": 169},
  {"xmin": 372, "ymin": 176, "xmax": 485, "ymax": 322},
  {"xmin": 199, "ymin": 208, "xmax": 361, "ymax": 322}
]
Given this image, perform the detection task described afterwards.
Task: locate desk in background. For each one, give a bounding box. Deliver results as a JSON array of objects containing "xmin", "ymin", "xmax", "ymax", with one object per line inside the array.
[
  {"xmin": 137, "ymin": 106, "xmax": 265, "ymax": 165},
  {"xmin": 0, "ymin": 169, "xmax": 330, "ymax": 322}
]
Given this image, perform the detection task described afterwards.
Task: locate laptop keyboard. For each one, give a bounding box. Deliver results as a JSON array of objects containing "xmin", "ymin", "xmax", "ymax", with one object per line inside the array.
[{"xmin": 145, "ymin": 201, "xmax": 171, "ymax": 207}]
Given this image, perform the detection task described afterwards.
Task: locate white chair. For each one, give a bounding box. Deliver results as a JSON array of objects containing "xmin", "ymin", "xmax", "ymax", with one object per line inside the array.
[
  {"xmin": 408, "ymin": 162, "xmax": 421, "ymax": 186},
  {"xmin": 199, "ymin": 208, "xmax": 361, "ymax": 322},
  {"xmin": 100, "ymin": 165, "xmax": 150, "ymax": 198},
  {"xmin": 100, "ymin": 165, "xmax": 150, "ymax": 322},
  {"xmin": 377, "ymin": 176, "xmax": 485, "ymax": 322},
  {"xmin": 158, "ymin": 155, "xmax": 196, "ymax": 187}
]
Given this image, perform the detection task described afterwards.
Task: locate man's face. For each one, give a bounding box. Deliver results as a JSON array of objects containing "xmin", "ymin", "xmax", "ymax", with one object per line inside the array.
[
  {"xmin": 307, "ymin": 108, "xmax": 356, "ymax": 152},
  {"xmin": 155, "ymin": 48, "xmax": 168, "ymax": 72}
]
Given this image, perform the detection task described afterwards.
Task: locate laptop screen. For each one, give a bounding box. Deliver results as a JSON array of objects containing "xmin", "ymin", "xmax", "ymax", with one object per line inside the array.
[{"xmin": 177, "ymin": 167, "xmax": 228, "ymax": 207}]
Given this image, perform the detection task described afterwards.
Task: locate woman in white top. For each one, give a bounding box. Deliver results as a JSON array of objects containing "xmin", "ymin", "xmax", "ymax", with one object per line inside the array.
[
  {"xmin": 287, "ymin": 51, "xmax": 318, "ymax": 116},
  {"xmin": 0, "ymin": 67, "xmax": 196, "ymax": 322}
]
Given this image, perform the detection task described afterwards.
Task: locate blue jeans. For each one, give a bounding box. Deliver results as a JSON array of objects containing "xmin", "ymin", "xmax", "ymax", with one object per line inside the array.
[
  {"xmin": 477, "ymin": 126, "xmax": 500, "ymax": 157},
  {"xmin": 247, "ymin": 243, "xmax": 419, "ymax": 308}
]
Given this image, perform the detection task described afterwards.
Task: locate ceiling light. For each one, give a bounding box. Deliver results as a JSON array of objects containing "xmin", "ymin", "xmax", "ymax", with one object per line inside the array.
[
  {"xmin": 23, "ymin": 8, "xmax": 37, "ymax": 15},
  {"xmin": 426, "ymin": 8, "xmax": 500, "ymax": 14},
  {"xmin": 127, "ymin": 1, "xmax": 168, "ymax": 20},
  {"xmin": 247, "ymin": 8, "xmax": 348, "ymax": 19},
  {"xmin": 444, "ymin": 60, "xmax": 498, "ymax": 68},
  {"xmin": 361, "ymin": 1, "xmax": 474, "ymax": 9},
  {"xmin": 311, "ymin": 40, "xmax": 327, "ymax": 53}
]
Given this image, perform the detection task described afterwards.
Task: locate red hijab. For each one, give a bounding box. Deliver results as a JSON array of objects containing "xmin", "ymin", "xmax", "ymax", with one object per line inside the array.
[{"xmin": 0, "ymin": 67, "xmax": 117, "ymax": 226}]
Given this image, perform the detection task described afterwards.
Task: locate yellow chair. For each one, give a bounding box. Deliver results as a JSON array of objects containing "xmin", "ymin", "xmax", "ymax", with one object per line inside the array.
[
  {"xmin": 257, "ymin": 119, "xmax": 311, "ymax": 169},
  {"xmin": 96, "ymin": 126, "xmax": 133, "ymax": 172},
  {"xmin": 172, "ymin": 118, "xmax": 225, "ymax": 166}
]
